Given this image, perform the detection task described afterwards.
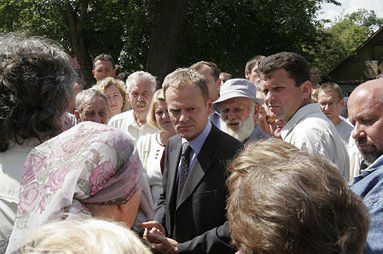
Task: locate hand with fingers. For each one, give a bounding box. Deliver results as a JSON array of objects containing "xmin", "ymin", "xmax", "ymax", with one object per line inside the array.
[{"xmin": 143, "ymin": 229, "xmax": 178, "ymax": 254}]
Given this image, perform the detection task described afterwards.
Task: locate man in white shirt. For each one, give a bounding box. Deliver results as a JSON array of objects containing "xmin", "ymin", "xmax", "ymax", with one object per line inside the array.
[
  {"xmin": 108, "ymin": 71, "xmax": 157, "ymax": 142},
  {"xmin": 317, "ymin": 83, "xmax": 354, "ymax": 147},
  {"xmin": 258, "ymin": 52, "xmax": 349, "ymax": 179}
]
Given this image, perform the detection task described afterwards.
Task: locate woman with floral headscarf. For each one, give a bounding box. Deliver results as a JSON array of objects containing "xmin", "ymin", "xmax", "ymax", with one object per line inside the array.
[{"xmin": 6, "ymin": 122, "xmax": 154, "ymax": 253}]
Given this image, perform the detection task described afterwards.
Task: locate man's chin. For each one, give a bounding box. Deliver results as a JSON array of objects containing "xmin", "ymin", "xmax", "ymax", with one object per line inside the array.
[{"xmin": 359, "ymin": 147, "xmax": 383, "ymax": 164}]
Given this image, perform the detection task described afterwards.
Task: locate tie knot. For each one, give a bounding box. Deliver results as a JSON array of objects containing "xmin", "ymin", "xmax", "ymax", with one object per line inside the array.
[{"xmin": 182, "ymin": 142, "xmax": 191, "ymax": 155}]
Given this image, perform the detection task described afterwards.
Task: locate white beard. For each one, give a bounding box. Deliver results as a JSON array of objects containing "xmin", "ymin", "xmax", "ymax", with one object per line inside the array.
[{"xmin": 220, "ymin": 110, "xmax": 255, "ymax": 142}]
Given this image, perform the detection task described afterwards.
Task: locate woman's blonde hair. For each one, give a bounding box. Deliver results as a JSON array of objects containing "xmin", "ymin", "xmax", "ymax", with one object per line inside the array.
[
  {"xmin": 94, "ymin": 77, "xmax": 130, "ymax": 112},
  {"xmin": 146, "ymin": 89, "xmax": 165, "ymax": 129},
  {"xmin": 21, "ymin": 218, "xmax": 152, "ymax": 254}
]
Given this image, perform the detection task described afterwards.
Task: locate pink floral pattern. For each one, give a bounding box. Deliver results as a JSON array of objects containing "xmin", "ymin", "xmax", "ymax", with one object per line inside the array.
[
  {"xmin": 21, "ymin": 150, "xmax": 50, "ymax": 185},
  {"xmin": 18, "ymin": 182, "xmax": 42, "ymax": 215},
  {"xmin": 46, "ymin": 168, "xmax": 69, "ymax": 192},
  {"xmin": 8, "ymin": 122, "xmax": 143, "ymax": 254},
  {"xmin": 89, "ymin": 160, "xmax": 115, "ymax": 196}
]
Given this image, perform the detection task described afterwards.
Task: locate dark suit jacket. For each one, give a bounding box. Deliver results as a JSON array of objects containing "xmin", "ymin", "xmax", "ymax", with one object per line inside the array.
[{"xmin": 154, "ymin": 124, "xmax": 243, "ymax": 254}]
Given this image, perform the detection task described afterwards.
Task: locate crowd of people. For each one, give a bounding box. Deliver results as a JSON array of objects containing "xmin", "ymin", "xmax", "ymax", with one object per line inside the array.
[{"xmin": 0, "ymin": 32, "xmax": 382, "ymax": 254}]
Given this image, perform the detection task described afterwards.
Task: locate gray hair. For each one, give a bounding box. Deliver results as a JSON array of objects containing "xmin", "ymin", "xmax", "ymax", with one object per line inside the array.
[
  {"xmin": 125, "ymin": 71, "xmax": 156, "ymax": 93},
  {"xmin": 0, "ymin": 33, "xmax": 75, "ymax": 152},
  {"xmin": 75, "ymin": 88, "xmax": 108, "ymax": 113}
]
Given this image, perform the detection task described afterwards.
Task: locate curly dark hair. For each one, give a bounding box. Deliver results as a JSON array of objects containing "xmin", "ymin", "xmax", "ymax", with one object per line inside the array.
[{"xmin": 0, "ymin": 33, "xmax": 75, "ymax": 152}]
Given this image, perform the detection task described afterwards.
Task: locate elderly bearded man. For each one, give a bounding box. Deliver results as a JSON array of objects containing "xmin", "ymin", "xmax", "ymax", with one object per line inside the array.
[{"xmin": 213, "ymin": 79, "xmax": 268, "ymax": 143}]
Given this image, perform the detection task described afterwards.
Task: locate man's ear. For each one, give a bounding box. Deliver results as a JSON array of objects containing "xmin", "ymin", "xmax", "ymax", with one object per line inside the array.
[
  {"xmin": 91, "ymin": 69, "xmax": 96, "ymax": 79},
  {"xmin": 207, "ymin": 97, "xmax": 213, "ymax": 114},
  {"xmin": 339, "ymin": 97, "xmax": 345, "ymax": 107},
  {"xmin": 74, "ymin": 110, "xmax": 81, "ymax": 123},
  {"xmin": 300, "ymin": 81, "xmax": 312, "ymax": 100}
]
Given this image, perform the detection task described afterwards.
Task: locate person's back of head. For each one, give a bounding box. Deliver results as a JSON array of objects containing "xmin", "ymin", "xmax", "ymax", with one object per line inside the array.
[
  {"xmin": 21, "ymin": 218, "xmax": 152, "ymax": 254},
  {"xmin": 0, "ymin": 33, "xmax": 75, "ymax": 152},
  {"xmin": 227, "ymin": 139, "xmax": 369, "ymax": 254}
]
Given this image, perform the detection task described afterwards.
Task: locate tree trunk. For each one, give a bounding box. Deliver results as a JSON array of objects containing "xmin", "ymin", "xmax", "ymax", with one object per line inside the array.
[
  {"xmin": 146, "ymin": 0, "xmax": 188, "ymax": 82},
  {"xmin": 64, "ymin": 0, "xmax": 95, "ymax": 88}
]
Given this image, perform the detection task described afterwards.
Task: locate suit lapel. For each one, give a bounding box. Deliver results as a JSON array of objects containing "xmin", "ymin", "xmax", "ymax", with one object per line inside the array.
[{"xmin": 176, "ymin": 126, "xmax": 218, "ymax": 209}]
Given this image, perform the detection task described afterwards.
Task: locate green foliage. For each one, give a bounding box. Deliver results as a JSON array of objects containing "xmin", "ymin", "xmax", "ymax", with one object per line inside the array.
[
  {"xmin": 3, "ymin": 0, "xmax": 380, "ymax": 82},
  {"xmin": 176, "ymin": 0, "xmax": 335, "ymax": 76},
  {"xmin": 308, "ymin": 9, "xmax": 383, "ymax": 79},
  {"xmin": 0, "ymin": 0, "xmax": 126, "ymax": 62},
  {"xmin": 118, "ymin": 0, "xmax": 155, "ymax": 73}
]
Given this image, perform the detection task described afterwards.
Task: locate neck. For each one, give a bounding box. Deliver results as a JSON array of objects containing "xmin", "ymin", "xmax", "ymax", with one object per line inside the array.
[
  {"xmin": 332, "ymin": 117, "xmax": 341, "ymax": 126},
  {"xmin": 134, "ymin": 112, "xmax": 146, "ymax": 127},
  {"xmin": 159, "ymin": 130, "xmax": 176, "ymax": 145}
]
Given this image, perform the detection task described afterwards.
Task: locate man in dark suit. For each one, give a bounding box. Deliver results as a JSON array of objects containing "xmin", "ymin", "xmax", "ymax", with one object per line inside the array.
[{"xmin": 142, "ymin": 68, "xmax": 242, "ymax": 254}]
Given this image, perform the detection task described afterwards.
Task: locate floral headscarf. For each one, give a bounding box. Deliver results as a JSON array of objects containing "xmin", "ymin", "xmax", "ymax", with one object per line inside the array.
[{"xmin": 7, "ymin": 122, "xmax": 150, "ymax": 253}]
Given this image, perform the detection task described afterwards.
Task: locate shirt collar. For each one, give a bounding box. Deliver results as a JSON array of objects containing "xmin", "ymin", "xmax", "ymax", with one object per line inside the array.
[
  {"xmin": 281, "ymin": 103, "xmax": 320, "ymax": 139},
  {"xmin": 360, "ymin": 154, "xmax": 383, "ymax": 175},
  {"xmin": 182, "ymin": 120, "xmax": 212, "ymax": 154}
]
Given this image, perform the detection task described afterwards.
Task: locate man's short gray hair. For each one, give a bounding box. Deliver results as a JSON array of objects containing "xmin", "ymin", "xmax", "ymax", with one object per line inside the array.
[
  {"xmin": 125, "ymin": 71, "xmax": 156, "ymax": 93},
  {"xmin": 75, "ymin": 88, "xmax": 108, "ymax": 112}
]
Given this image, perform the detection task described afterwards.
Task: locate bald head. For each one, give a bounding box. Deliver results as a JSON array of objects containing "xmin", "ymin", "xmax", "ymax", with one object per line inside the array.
[{"xmin": 348, "ymin": 79, "xmax": 383, "ymax": 164}]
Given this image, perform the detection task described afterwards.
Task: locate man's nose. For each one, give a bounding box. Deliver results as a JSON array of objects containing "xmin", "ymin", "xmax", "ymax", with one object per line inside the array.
[
  {"xmin": 352, "ymin": 122, "xmax": 365, "ymax": 140},
  {"xmin": 264, "ymin": 91, "xmax": 273, "ymax": 103},
  {"xmin": 179, "ymin": 111, "xmax": 189, "ymax": 122},
  {"xmin": 227, "ymin": 111, "xmax": 236, "ymax": 120}
]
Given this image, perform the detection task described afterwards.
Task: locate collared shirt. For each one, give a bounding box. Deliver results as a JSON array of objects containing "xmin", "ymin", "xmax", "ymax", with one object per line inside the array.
[
  {"xmin": 209, "ymin": 112, "xmax": 220, "ymax": 128},
  {"xmin": 281, "ymin": 103, "xmax": 350, "ymax": 180},
  {"xmin": 335, "ymin": 116, "xmax": 354, "ymax": 148},
  {"xmin": 351, "ymin": 154, "xmax": 383, "ymax": 254},
  {"xmin": 180, "ymin": 121, "xmax": 212, "ymax": 170},
  {"xmin": 108, "ymin": 110, "xmax": 157, "ymax": 143},
  {"xmin": 245, "ymin": 125, "xmax": 269, "ymax": 143}
]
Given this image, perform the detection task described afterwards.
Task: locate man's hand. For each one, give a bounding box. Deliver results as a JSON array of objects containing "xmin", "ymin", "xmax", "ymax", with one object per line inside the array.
[
  {"xmin": 258, "ymin": 111, "xmax": 285, "ymax": 139},
  {"xmin": 140, "ymin": 220, "xmax": 166, "ymax": 236},
  {"xmin": 144, "ymin": 229, "xmax": 178, "ymax": 254}
]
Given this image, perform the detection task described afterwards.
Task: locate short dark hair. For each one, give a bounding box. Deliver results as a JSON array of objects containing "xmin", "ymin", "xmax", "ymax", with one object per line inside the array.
[
  {"xmin": 93, "ymin": 54, "xmax": 114, "ymax": 68},
  {"xmin": 245, "ymin": 55, "xmax": 265, "ymax": 76},
  {"xmin": 0, "ymin": 33, "xmax": 75, "ymax": 152},
  {"xmin": 190, "ymin": 61, "xmax": 221, "ymax": 81},
  {"xmin": 258, "ymin": 52, "xmax": 310, "ymax": 86},
  {"xmin": 116, "ymin": 71, "xmax": 131, "ymax": 82},
  {"xmin": 227, "ymin": 139, "xmax": 370, "ymax": 254}
]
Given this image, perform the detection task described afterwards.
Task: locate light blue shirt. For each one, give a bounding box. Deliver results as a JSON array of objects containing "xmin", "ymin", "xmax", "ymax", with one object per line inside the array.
[{"xmin": 180, "ymin": 121, "xmax": 212, "ymax": 170}]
